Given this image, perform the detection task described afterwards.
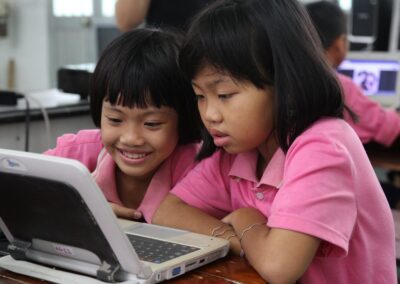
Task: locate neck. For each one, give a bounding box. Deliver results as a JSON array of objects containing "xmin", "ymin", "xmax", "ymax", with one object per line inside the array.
[
  {"xmin": 257, "ymin": 133, "xmax": 279, "ymax": 179},
  {"xmin": 115, "ymin": 168, "xmax": 152, "ymax": 209}
]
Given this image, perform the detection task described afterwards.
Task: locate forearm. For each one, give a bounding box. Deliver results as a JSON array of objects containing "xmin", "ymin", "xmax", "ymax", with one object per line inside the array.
[
  {"xmin": 227, "ymin": 208, "xmax": 320, "ymax": 283},
  {"xmin": 239, "ymin": 227, "xmax": 319, "ymax": 283},
  {"xmin": 115, "ymin": 0, "xmax": 150, "ymax": 32},
  {"xmin": 152, "ymin": 194, "xmax": 241, "ymax": 254}
]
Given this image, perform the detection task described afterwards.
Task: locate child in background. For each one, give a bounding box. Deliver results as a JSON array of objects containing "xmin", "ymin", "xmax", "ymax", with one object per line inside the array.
[
  {"xmin": 306, "ymin": 0, "xmax": 400, "ymax": 208},
  {"xmin": 45, "ymin": 28, "xmax": 201, "ymax": 222},
  {"xmin": 305, "ymin": 0, "xmax": 400, "ymax": 146},
  {"xmin": 152, "ymin": 0, "xmax": 396, "ymax": 283}
]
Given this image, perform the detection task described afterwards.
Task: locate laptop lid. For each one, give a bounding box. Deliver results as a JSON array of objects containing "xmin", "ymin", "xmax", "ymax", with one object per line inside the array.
[
  {"xmin": 0, "ymin": 149, "xmax": 229, "ymax": 283},
  {"xmin": 337, "ymin": 52, "xmax": 400, "ymax": 109}
]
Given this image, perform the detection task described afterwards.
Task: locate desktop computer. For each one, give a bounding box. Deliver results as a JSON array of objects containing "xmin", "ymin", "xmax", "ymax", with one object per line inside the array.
[{"xmin": 349, "ymin": 0, "xmax": 378, "ymax": 45}]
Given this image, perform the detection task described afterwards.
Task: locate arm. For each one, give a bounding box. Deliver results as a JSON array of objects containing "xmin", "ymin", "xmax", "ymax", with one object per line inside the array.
[
  {"xmin": 224, "ymin": 207, "xmax": 320, "ymax": 283},
  {"xmin": 153, "ymin": 194, "xmax": 242, "ymax": 254},
  {"xmin": 340, "ymin": 74, "xmax": 400, "ymax": 146},
  {"xmin": 44, "ymin": 130, "xmax": 103, "ymax": 172},
  {"xmin": 114, "ymin": 0, "xmax": 151, "ymax": 32}
]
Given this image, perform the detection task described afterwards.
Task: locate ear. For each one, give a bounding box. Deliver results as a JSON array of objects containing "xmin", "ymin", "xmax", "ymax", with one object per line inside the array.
[{"xmin": 326, "ymin": 34, "xmax": 348, "ymax": 68}]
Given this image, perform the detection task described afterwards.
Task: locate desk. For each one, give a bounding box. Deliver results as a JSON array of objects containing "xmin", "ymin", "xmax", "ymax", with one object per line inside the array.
[
  {"xmin": 0, "ymin": 255, "xmax": 266, "ymax": 283},
  {"xmin": 365, "ymin": 138, "xmax": 400, "ymax": 171},
  {"xmin": 0, "ymin": 98, "xmax": 94, "ymax": 153}
]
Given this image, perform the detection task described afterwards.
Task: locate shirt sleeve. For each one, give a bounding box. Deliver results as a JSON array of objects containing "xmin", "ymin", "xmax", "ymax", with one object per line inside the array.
[
  {"xmin": 171, "ymin": 150, "xmax": 233, "ymax": 219},
  {"xmin": 141, "ymin": 143, "xmax": 199, "ymax": 223},
  {"xmin": 43, "ymin": 130, "xmax": 103, "ymax": 172},
  {"xmin": 268, "ymin": 132, "xmax": 357, "ymax": 257},
  {"xmin": 341, "ymin": 74, "xmax": 400, "ymax": 146}
]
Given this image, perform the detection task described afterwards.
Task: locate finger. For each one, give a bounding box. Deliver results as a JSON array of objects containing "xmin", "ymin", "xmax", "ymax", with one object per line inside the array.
[
  {"xmin": 110, "ymin": 203, "xmax": 142, "ymax": 220},
  {"xmin": 221, "ymin": 215, "xmax": 230, "ymax": 224}
]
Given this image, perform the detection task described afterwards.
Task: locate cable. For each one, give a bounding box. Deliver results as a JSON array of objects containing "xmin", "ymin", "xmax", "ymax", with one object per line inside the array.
[
  {"xmin": 17, "ymin": 93, "xmax": 52, "ymax": 151},
  {"xmin": 23, "ymin": 96, "xmax": 30, "ymax": 152}
]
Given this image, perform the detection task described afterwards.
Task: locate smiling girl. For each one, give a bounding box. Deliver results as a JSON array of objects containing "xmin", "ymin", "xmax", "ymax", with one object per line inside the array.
[{"xmin": 45, "ymin": 28, "xmax": 201, "ymax": 222}]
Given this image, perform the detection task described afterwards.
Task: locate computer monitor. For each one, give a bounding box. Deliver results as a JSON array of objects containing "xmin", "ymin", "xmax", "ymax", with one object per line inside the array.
[{"xmin": 337, "ymin": 52, "xmax": 400, "ymax": 109}]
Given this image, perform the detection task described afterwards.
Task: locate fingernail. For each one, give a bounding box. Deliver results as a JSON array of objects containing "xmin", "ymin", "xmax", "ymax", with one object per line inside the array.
[{"xmin": 134, "ymin": 212, "xmax": 142, "ymax": 219}]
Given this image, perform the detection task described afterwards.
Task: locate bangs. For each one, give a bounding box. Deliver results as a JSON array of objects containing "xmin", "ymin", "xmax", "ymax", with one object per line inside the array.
[
  {"xmin": 180, "ymin": 0, "xmax": 274, "ymax": 87},
  {"xmin": 104, "ymin": 48, "xmax": 175, "ymax": 109}
]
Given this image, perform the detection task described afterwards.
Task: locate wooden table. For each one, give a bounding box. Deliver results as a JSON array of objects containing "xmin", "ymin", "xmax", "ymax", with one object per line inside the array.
[{"xmin": 0, "ymin": 255, "xmax": 266, "ymax": 284}]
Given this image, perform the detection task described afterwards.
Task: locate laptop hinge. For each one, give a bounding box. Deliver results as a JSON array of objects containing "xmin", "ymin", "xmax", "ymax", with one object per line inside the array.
[
  {"xmin": 8, "ymin": 239, "xmax": 32, "ymax": 260},
  {"xmin": 97, "ymin": 260, "xmax": 121, "ymax": 283}
]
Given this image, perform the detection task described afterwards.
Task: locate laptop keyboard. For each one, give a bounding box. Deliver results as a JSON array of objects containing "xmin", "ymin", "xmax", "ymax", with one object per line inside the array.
[{"xmin": 126, "ymin": 234, "xmax": 199, "ymax": 264}]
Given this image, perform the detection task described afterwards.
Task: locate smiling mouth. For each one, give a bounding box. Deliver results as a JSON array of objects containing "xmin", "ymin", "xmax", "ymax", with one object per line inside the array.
[{"xmin": 120, "ymin": 150, "xmax": 149, "ymax": 159}]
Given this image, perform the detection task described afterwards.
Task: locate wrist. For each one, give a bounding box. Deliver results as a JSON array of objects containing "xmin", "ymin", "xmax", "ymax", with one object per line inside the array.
[{"xmin": 237, "ymin": 222, "xmax": 266, "ymax": 257}]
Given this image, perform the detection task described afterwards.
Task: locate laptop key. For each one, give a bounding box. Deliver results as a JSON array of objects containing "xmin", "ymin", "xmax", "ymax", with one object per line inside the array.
[{"xmin": 126, "ymin": 234, "xmax": 200, "ymax": 264}]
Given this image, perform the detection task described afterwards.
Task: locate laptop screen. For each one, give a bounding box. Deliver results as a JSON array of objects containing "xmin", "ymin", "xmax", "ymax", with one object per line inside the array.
[{"xmin": 337, "ymin": 53, "xmax": 400, "ymax": 108}]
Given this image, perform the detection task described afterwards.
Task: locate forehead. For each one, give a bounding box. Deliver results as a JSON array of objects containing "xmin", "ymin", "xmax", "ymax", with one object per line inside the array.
[
  {"xmin": 102, "ymin": 101, "xmax": 176, "ymax": 116},
  {"xmin": 192, "ymin": 65, "xmax": 235, "ymax": 87}
]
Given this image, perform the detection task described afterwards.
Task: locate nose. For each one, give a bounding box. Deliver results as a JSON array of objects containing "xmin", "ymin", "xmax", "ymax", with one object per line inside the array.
[
  {"xmin": 120, "ymin": 125, "xmax": 145, "ymax": 146},
  {"xmin": 202, "ymin": 100, "xmax": 222, "ymax": 124}
]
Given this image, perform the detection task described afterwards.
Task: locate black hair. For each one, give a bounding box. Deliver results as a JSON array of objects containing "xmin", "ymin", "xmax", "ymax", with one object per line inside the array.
[
  {"xmin": 180, "ymin": 0, "xmax": 345, "ymax": 159},
  {"xmin": 90, "ymin": 27, "xmax": 201, "ymax": 144},
  {"xmin": 305, "ymin": 1, "xmax": 348, "ymax": 49}
]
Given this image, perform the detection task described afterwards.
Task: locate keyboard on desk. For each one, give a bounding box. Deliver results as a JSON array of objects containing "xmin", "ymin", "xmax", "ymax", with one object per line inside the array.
[{"xmin": 126, "ymin": 234, "xmax": 199, "ymax": 264}]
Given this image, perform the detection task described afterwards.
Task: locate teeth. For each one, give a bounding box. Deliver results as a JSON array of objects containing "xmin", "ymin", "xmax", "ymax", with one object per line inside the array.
[{"xmin": 122, "ymin": 152, "xmax": 147, "ymax": 159}]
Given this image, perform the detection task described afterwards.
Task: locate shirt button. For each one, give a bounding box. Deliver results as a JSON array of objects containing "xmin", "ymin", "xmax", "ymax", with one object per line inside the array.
[{"xmin": 256, "ymin": 192, "xmax": 264, "ymax": 200}]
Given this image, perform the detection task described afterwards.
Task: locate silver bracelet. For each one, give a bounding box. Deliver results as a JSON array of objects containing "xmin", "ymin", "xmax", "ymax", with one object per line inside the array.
[
  {"xmin": 211, "ymin": 224, "xmax": 229, "ymax": 236},
  {"xmin": 238, "ymin": 222, "xmax": 266, "ymax": 243},
  {"xmin": 214, "ymin": 227, "xmax": 234, "ymax": 237}
]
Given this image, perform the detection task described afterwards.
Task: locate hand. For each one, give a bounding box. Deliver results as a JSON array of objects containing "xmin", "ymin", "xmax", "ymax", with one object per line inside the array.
[
  {"xmin": 221, "ymin": 211, "xmax": 235, "ymax": 225},
  {"xmin": 222, "ymin": 208, "xmax": 266, "ymax": 233},
  {"xmin": 109, "ymin": 202, "xmax": 143, "ymax": 220}
]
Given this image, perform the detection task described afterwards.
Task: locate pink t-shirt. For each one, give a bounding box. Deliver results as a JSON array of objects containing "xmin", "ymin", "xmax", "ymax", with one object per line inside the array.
[
  {"xmin": 340, "ymin": 73, "xmax": 400, "ymax": 146},
  {"xmin": 44, "ymin": 129, "xmax": 198, "ymax": 222},
  {"xmin": 171, "ymin": 118, "xmax": 396, "ymax": 283}
]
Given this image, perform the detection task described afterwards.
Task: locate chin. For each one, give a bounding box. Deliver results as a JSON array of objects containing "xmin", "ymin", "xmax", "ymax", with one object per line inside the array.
[{"xmin": 222, "ymin": 146, "xmax": 242, "ymax": 154}]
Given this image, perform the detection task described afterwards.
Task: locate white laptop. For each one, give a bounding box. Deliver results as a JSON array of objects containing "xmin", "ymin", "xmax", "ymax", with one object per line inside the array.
[
  {"xmin": 0, "ymin": 148, "xmax": 229, "ymax": 283},
  {"xmin": 337, "ymin": 52, "xmax": 400, "ymax": 109}
]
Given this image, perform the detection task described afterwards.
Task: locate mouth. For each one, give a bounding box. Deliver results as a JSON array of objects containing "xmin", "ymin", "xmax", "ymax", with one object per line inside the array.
[
  {"xmin": 118, "ymin": 149, "xmax": 150, "ymax": 160},
  {"xmin": 209, "ymin": 129, "xmax": 230, "ymax": 147}
]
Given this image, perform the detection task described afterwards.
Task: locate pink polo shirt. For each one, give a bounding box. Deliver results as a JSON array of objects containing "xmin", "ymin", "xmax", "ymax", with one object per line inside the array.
[
  {"xmin": 45, "ymin": 129, "xmax": 198, "ymax": 222},
  {"xmin": 171, "ymin": 118, "xmax": 396, "ymax": 283},
  {"xmin": 339, "ymin": 73, "xmax": 400, "ymax": 146}
]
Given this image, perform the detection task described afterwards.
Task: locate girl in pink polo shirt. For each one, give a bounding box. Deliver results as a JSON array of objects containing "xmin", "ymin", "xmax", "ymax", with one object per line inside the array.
[
  {"xmin": 152, "ymin": 0, "xmax": 397, "ymax": 283},
  {"xmin": 45, "ymin": 28, "xmax": 201, "ymax": 222}
]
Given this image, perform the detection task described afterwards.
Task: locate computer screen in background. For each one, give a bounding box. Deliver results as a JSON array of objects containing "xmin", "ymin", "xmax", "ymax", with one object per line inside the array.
[{"xmin": 337, "ymin": 52, "xmax": 400, "ymax": 109}]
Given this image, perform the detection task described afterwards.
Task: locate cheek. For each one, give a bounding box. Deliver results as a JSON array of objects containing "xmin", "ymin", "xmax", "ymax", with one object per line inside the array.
[
  {"xmin": 100, "ymin": 126, "xmax": 113, "ymax": 147},
  {"xmin": 154, "ymin": 122, "xmax": 179, "ymax": 150},
  {"xmin": 197, "ymin": 102, "xmax": 207, "ymax": 122}
]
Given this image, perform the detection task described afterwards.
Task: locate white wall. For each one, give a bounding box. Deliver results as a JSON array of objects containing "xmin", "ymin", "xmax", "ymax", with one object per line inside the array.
[{"xmin": 0, "ymin": 0, "xmax": 50, "ymax": 93}]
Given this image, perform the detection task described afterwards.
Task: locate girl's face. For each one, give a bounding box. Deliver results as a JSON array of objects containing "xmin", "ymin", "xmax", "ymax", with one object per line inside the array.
[
  {"xmin": 192, "ymin": 65, "xmax": 275, "ymax": 155},
  {"xmin": 100, "ymin": 101, "xmax": 179, "ymax": 181}
]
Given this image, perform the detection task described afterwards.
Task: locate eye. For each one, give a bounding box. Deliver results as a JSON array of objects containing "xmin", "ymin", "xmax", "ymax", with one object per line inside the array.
[
  {"xmin": 195, "ymin": 94, "xmax": 205, "ymax": 101},
  {"xmin": 144, "ymin": 122, "xmax": 163, "ymax": 128},
  {"xmin": 106, "ymin": 116, "xmax": 122, "ymax": 124},
  {"xmin": 218, "ymin": 93, "xmax": 234, "ymax": 100}
]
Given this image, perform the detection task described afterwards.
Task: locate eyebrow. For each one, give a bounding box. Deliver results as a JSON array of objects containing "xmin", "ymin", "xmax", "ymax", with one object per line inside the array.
[
  {"xmin": 103, "ymin": 104, "xmax": 170, "ymax": 116},
  {"xmin": 192, "ymin": 77, "xmax": 232, "ymax": 89}
]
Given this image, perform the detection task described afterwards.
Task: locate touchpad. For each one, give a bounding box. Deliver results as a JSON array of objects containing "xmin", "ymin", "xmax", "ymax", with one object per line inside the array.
[{"xmin": 125, "ymin": 223, "xmax": 188, "ymax": 239}]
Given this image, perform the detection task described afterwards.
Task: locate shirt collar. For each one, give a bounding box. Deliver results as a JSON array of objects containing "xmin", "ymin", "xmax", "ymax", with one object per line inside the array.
[
  {"xmin": 92, "ymin": 148, "xmax": 122, "ymax": 204},
  {"xmin": 229, "ymin": 148, "xmax": 285, "ymax": 188}
]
